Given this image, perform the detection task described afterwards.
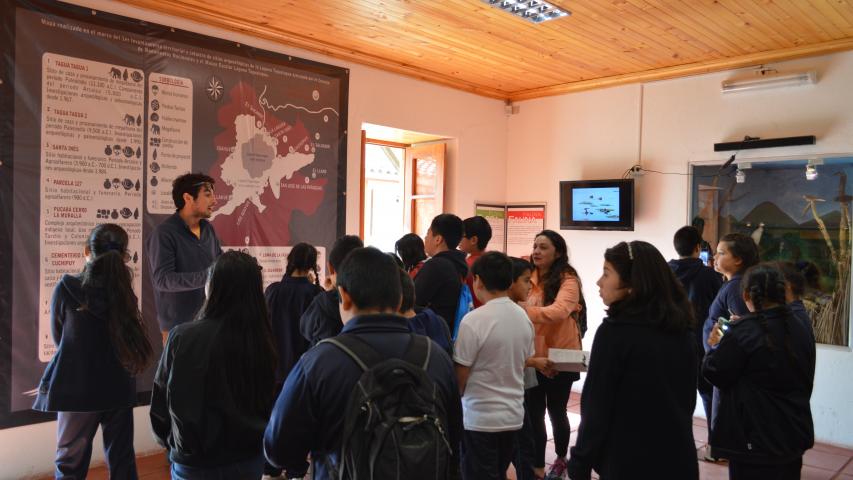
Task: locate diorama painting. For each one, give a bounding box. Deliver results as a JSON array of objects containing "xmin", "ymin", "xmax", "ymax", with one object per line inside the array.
[{"xmin": 691, "ymin": 157, "xmax": 853, "ymax": 346}]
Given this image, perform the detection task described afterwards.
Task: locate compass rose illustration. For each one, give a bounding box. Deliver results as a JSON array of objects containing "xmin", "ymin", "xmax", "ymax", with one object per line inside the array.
[{"xmin": 206, "ymin": 75, "xmax": 224, "ymax": 102}]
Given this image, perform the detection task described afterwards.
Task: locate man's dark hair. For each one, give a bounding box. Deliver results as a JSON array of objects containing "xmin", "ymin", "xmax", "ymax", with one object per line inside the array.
[
  {"xmin": 328, "ymin": 235, "xmax": 364, "ymax": 272},
  {"xmin": 510, "ymin": 257, "xmax": 534, "ymax": 282},
  {"xmin": 673, "ymin": 226, "xmax": 702, "ymax": 257},
  {"xmin": 399, "ymin": 269, "xmax": 416, "ymax": 313},
  {"xmin": 775, "ymin": 261, "xmax": 806, "ymax": 297},
  {"xmin": 463, "ymin": 216, "xmax": 493, "ymax": 251},
  {"xmin": 471, "ymin": 251, "xmax": 513, "ymax": 292},
  {"xmin": 172, "ymin": 172, "xmax": 215, "ymax": 210},
  {"xmin": 337, "ymin": 247, "xmax": 401, "ymax": 311},
  {"xmin": 429, "ymin": 214, "xmax": 464, "ymax": 249}
]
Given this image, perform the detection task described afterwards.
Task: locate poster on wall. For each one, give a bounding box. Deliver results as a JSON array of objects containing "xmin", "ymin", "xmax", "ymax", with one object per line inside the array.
[
  {"xmin": 475, "ymin": 203, "xmax": 545, "ymax": 257},
  {"xmin": 0, "ymin": 0, "xmax": 348, "ymax": 428},
  {"xmin": 506, "ymin": 205, "xmax": 546, "ymax": 258},
  {"xmin": 474, "ymin": 203, "xmax": 506, "ymax": 253}
]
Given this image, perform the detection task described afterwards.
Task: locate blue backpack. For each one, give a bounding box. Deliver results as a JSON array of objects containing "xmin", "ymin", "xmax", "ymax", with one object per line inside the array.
[{"xmin": 451, "ymin": 283, "xmax": 474, "ymax": 340}]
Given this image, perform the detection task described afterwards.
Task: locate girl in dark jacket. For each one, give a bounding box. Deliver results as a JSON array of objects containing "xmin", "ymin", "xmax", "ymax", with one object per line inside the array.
[
  {"xmin": 567, "ymin": 241, "xmax": 699, "ymax": 480},
  {"xmin": 263, "ymin": 243, "xmax": 323, "ymax": 479},
  {"xmin": 34, "ymin": 223, "xmax": 154, "ymax": 479},
  {"xmin": 265, "ymin": 242, "xmax": 323, "ymax": 382},
  {"xmin": 702, "ymin": 232, "xmax": 759, "ymax": 461},
  {"xmin": 703, "ymin": 263, "xmax": 816, "ymax": 480},
  {"xmin": 151, "ymin": 251, "xmax": 278, "ymax": 479}
]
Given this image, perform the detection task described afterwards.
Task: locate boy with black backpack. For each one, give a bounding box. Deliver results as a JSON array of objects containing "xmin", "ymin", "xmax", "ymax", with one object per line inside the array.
[
  {"xmin": 264, "ymin": 247, "xmax": 462, "ymax": 480},
  {"xmin": 454, "ymin": 252, "xmax": 534, "ymax": 480}
]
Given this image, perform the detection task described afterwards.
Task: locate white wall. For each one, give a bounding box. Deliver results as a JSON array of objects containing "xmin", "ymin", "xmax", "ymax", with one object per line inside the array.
[
  {"xmin": 506, "ymin": 51, "xmax": 853, "ymax": 448},
  {"xmin": 1, "ymin": 1, "xmax": 507, "ymax": 478}
]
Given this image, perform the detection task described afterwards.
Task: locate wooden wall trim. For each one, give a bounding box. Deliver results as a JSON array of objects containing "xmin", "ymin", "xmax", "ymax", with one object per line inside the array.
[{"xmin": 509, "ymin": 38, "xmax": 853, "ymax": 101}]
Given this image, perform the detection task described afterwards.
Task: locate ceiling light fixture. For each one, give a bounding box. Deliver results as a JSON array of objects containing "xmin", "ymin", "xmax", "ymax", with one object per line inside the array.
[
  {"xmin": 721, "ymin": 70, "xmax": 817, "ymax": 94},
  {"xmin": 482, "ymin": 0, "xmax": 570, "ymax": 24}
]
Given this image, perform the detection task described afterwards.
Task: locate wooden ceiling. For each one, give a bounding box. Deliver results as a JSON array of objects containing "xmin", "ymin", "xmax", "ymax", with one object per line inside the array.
[{"xmin": 120, "ymin": 0, "xmax": 853, "ymax": 100}]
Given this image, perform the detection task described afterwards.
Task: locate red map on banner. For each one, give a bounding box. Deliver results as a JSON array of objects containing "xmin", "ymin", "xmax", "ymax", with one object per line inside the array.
[{"xmin": 209, "ymin": 83, "xmax": 326, "ymax": 246}]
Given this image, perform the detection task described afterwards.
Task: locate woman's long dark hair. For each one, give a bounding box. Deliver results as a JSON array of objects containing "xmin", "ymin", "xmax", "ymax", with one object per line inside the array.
[
  {"xmin": 604, "ymin": 241, "xmax": 694, "ymax": 331},
  {"xmin": 719, "ymin": 233, "xmax": 760, "ymax": 274},
  {"xmin": 80, "ymin": 224, "xmax": 153, "ymax": 374},
  {"xmin": 534, "ymin": 230, "xmax": 581, "ymax": 306},
  {"xmin": 198, "ymin": 251, "xmax": 277, "ymax": 413},
  {"xmin": 286, "ymin": 242, "xmax": 320, "ymax": 286},
  {"xmin": 395, "ymin": 233, "xmax": 427, "ymax": 271}
]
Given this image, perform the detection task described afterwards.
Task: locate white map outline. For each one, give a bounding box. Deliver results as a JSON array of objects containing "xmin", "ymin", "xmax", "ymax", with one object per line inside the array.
[{"xmin": 258, "ymin": 85, "xmax": 339, "ymax": 126}]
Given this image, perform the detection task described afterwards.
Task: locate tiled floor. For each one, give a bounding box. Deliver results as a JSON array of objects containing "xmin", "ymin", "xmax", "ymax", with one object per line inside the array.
[{"xmin": 38, "ymin": 391, "xmax": 853, "ymax": 479}]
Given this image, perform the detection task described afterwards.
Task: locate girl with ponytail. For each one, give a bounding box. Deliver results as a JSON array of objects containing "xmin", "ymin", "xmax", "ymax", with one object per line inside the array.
[
  {"xmin": 703, "ymin": 263, "xmax": 816, "ymax": 479},
  {"xmin": 34, "ymin": 223, "xmax": 153, "ymax": 479},
  {"xmin": 264, "ymin": 242, "xmax": 323, "ymax": 385}
]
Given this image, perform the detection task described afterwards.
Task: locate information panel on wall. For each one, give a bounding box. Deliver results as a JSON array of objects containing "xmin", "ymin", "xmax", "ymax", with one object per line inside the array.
[
  {"xmin": 474, "ymin": 202, "xmax": 546, "ymax": 257},
  {"xmin": 0, "ymin": 0, "xmax": 349, "ymax": 428}
]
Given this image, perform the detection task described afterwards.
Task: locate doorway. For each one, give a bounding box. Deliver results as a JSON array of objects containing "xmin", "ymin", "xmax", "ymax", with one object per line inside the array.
[{"xmin": 360, "ymin": 124, "xmax": 447, "ymax": 252}]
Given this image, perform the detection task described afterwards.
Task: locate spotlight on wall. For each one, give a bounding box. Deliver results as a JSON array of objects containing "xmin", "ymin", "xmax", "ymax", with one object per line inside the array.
[
  {"xmin": 735, "ymin": 162, "xmax": 751, "ymax": 184},
  {"xmin": 721, "ymin": 70, "xmax": 817, "ymax": 94},
  {"xmin": 806, "ymin": 158, "xmax": 823, "ymax": 181}
]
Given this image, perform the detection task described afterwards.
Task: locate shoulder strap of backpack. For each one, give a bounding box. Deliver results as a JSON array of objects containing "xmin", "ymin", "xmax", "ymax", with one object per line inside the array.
[
  {"xmin": 320, "ymin": 333, "xmax": 432, "ymax": 371},
  {"xmin": 402, "ymin": 334, "xmax": 432, "ymax": 371},
  {"xmin": 320, "ymin": 334, "xmax": 384, "ymax": 372}
]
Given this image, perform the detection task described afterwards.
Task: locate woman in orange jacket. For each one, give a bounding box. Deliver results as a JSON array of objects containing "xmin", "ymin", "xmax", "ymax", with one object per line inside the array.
[{"xmin": 522, "ymin": 229, "xmax": 584, "ymax": 480}]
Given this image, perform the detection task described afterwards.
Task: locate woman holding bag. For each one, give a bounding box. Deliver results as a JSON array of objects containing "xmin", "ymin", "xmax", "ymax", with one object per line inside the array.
[{"xmin": 522, "ymin": 229, "xmax": 584, "ymax": 480}]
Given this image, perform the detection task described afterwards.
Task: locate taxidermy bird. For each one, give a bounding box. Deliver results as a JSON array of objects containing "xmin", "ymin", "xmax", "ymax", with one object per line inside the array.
[{"xmin": 751, "ymin": 222, "xmax": 765, "ymax": 244}]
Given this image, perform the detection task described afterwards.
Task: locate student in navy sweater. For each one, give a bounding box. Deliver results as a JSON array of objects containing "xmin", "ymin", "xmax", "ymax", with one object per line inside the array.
[
  {"xmin": 668, "ymin": 225, "xmax": 723, "ymax": 451},
  {"xmin": 704, "ymin": 263, "xmax": 815, "ymax": 479},
  {"xmin": 266, "ymin": 243, "xmax": 324, "ymax": 382},
  {"xmin": 702, "ymin": 232, "xmax": 759, "ymax": 461},
  {"xmin": 34, "ymin": 224, "xmax": 154, "ymax": 479},
  {"xmin": 263, "ymin": 243, "xmax": 324, "ymax": 479}
]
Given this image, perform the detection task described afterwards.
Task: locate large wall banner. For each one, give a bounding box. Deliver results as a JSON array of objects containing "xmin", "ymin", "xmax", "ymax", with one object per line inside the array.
[{"xmin": 0, "ymin": 0, "xmax": 349, "ymax": 428}]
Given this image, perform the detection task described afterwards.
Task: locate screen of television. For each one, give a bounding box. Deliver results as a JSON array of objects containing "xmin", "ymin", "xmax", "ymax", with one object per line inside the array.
[{"xmin": 560, "ymin": 179, "xmax": 634, "ymax": 231}]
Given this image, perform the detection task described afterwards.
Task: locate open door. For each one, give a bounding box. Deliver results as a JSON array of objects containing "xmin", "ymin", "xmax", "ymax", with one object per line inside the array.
[{"xmin": 404, "ymin": 143, "xmax": 445, "ymax": 237}]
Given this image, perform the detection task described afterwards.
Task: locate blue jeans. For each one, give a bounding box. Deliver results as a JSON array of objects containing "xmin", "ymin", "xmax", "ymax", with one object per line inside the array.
[
  {"xmin": 55, "ymin": 409, "xmax": 137, "ymax": 480},
  {"xmin": 171, "ymin": 455, "xmax": 264, "ymax": 480}
]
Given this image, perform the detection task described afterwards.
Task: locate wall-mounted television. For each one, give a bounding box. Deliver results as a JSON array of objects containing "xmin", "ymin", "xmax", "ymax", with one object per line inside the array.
[{"xmin": 559, "ymin": 179, "xmax": 634, "ymax": 231}]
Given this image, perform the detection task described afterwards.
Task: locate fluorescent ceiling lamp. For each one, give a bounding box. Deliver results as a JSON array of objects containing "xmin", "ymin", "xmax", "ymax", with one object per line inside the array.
[
  {"xmin": 481, "ymin": 0, "xmax": 570, "ymax": 24},
  {"xmin": 721, "ymin": 71, "xmax": 817, "ymax": 94}
]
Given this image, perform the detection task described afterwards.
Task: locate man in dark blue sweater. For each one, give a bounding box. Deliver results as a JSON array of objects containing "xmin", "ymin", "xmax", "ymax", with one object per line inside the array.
[
  {"xmin": 147, "ymin": 173, "xmax": 222, "ymax": 344},
  {"xmin": 668, "ymin": 226, "xmax": 723, "ymax": 456}
]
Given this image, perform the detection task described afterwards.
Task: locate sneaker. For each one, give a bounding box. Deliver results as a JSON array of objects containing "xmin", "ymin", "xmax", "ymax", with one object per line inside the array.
[{"xmin": 545, "ymin": 457, "xmax": 567, "ymax": 479}]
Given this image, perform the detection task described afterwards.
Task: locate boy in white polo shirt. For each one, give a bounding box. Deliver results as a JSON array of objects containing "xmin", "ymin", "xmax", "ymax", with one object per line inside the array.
[{"xmin": 454, "ymin": 251, "xmax": 535, "ymax": 480}]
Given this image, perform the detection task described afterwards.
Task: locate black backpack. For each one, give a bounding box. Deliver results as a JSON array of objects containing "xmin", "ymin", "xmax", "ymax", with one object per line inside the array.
[
  {"xmin": 320, "ymin": 333, "xmax": 453, "ymax": 480},
  {"xmin": 576, "ymin": 289, "xmax": 588, "ymax": 339}
]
